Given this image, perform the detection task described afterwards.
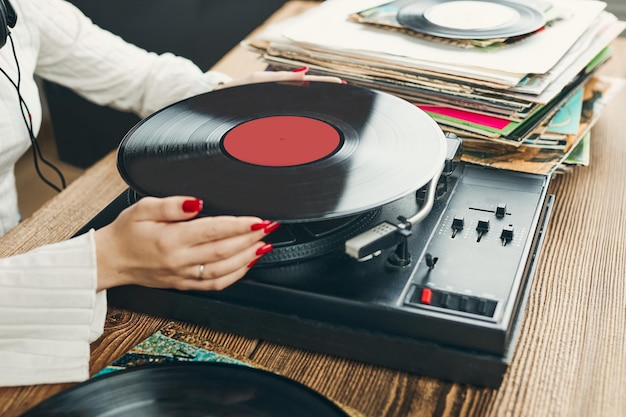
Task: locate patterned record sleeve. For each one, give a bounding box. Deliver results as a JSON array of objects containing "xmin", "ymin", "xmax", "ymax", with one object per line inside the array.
[{"xmin": 93, "ymin": 321, "xmax": 254, "ymax": 378}]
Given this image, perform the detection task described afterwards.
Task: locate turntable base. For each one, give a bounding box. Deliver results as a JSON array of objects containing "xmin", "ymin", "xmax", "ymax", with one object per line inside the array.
[{"xmin": 79, "ymin": 163, "xmax": 553, "ymax": 387}]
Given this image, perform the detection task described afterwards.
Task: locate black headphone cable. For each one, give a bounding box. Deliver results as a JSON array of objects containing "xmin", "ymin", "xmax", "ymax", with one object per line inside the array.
[{"xmin": 0, "ymin": 32, "xmax": 66, "ymax": 192}]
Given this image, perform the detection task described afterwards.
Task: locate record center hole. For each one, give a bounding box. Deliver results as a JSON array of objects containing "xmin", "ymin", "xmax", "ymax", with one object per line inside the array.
[{"xmin": 222, "ymin": 115, "xmax": 342, "ymax": 167}]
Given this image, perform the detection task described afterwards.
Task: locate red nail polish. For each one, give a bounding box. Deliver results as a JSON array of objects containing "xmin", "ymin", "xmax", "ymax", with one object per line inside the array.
[
  {"xmin": 251, "ymin": 220, "xmax": 272, "ymax": 231},
  {"xmin": 256, "ymin": 243, "xmax": 273, "ymax": 256},
  {"xmin": 182, "ymin": 198, "xmax": 203, "ymax": 213},
  {"xmin": 264, "ymin": 221, "xmax": 280, "ymax": 234},
  {"xmin": 341, "ymin": 80, "xmax": 348, "ymax": 84},
  {"xmin": 247, "ymin": 257, "xmax": 260, "ymax": 268},
  {"xmin": 292, "ymin": 66, "xmax": 309, "ymax": 73}
]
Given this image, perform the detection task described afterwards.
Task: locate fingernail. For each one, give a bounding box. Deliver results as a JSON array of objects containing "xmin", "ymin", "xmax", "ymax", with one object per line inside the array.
[
  {"xmin": 247, "ymin": 257, "xmax": 260, "ymax": 268},
  {"xmin": 182, "ymin": 198, "xmax": 203, "ymax": 213},
  {"xmin": 341, "ymin": 80, "xmax": 347, "ymax": 84},
  {"xmin": 251, "ymin": 220, "xmax": 272, "ymax": 231},
  {"xmin": 256, "ymin": 243, "xmax": 273, "ymax": 256},
  {"xmin": 292, "ymin": 66, "xmax": 309, "ymax": 73},
  {"xmin": 264, "ymin": 221, "xmax": 280, "ymax": 234}
]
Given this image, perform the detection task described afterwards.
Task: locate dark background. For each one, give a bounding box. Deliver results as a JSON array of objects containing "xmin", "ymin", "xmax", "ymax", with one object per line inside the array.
[{"xmin": 44, "ymin": 0, "xmax": 287, "ymax": 168}]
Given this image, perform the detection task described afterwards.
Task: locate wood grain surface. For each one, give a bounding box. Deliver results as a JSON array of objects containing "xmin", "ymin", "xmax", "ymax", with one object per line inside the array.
[{"xmin": 1, "ymin": 2, "xmax": 625, "ymax": 417}]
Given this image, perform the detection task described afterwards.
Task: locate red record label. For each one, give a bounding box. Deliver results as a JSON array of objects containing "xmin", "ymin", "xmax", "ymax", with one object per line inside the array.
[{"xmin": 222, "ymin": 116, "xmax": 342, "ymax": 166}]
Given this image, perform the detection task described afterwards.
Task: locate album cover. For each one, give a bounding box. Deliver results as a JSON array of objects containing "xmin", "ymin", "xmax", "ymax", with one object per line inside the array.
[
  {"xmin": 93, "ymin": 322, "xmax": 253, "ymax": 378},
  {"xmin": 562, "ymin": 132, "xmax": 590, "ymax": 166},
  {"xmin": 460, "ymin": 75, "xmax": 622, "ymax": 174},
  {"xmin": 260, "ymin": 55, "xmax": 535, "ymax": 118}
]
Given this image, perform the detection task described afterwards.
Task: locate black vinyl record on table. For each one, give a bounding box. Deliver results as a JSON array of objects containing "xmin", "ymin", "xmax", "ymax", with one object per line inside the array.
[
  {"xmin": 397, "ymin": 0, "xmax": 546, "ymax": 39},
  {"xmin": 20, "ymin": 362, "xmax": 350, "ymax": 417},
  {"xmin": 117, "ymin": 81, "xmax": 446, "ymax": 222}
]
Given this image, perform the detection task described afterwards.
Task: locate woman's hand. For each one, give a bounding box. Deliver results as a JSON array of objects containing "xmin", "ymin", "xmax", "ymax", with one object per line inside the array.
[
  {"xmin": 214, "ymin": 68, "xmax": 344, "ymax": 90},
  {"xmin": 94, "ymin": 196, "xmax": 278, "ymax": 292}
]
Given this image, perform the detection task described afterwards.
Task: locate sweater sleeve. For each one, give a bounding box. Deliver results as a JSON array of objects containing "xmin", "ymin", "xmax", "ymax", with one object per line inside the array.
[
  {"xmin": 0, "ymin": 230, "xmax": 106, "ymax": 387},
  {"xmin": 26, "ymin": 0, "xmax": 232, "ymax": 118}
]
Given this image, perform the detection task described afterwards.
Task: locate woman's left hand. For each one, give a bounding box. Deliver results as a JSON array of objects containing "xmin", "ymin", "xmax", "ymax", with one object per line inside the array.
[{"xmin": 215, "ymin": 68, "xmax": 344, "ymax": 90}]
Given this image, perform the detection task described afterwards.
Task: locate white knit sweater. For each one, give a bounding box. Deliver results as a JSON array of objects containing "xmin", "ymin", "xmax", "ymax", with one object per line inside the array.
[{"xmin": 0, "ymin": 0, "xmax": 231, "ymax": 386}]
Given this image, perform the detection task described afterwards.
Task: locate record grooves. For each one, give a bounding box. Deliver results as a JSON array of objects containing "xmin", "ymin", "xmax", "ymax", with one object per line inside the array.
[
  {"xmin": 20, "ymin": 362, "xmax": 350, "ymax": 417},
  {"xmin": 117, "ymin": 81, "xmax": 447, "ymax": 222}
]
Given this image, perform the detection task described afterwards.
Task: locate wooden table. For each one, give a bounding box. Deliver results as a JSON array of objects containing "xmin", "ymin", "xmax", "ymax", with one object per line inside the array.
[{"xmin": 2, "ymin": 2, "xmax": 625, "ymax": 416}]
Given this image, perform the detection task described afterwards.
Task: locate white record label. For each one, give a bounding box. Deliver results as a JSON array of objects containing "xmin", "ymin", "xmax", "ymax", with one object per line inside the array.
[{"xmin": 423, "ymin": 1, "xmax": 520, "ymax": 30}]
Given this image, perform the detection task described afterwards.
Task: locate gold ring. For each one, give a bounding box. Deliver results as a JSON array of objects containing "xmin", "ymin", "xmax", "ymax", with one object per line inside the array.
[{"xmin": 198, "ymin": 264, "xmax": 205, "ymax": 280}]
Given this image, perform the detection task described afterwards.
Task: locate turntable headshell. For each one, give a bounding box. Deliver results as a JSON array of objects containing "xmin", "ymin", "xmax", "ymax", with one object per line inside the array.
[{"xmin": 345, "ymin": 133, "xmax": 462, "ymax": 263}]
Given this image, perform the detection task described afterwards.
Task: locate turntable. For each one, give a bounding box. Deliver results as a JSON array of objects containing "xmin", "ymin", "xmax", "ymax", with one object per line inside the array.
[{"xmin": 77, "ymin": 82, "xmax": 553, "ymax": 388}]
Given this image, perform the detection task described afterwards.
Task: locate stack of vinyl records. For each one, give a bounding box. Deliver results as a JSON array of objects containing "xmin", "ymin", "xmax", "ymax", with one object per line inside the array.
[{"xmin": 245, "ymin": 0, "xmax": 625, "ymax": 175}]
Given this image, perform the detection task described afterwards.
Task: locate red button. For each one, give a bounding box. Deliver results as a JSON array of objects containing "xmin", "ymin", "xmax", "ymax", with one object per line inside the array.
[{"xmin": 420, "ymin": 288, "xmax": 433, "ymax": 304}]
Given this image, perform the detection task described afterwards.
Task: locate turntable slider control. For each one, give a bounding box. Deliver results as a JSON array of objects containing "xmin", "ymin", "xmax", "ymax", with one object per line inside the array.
[
  {"xmin": 500, "ymin": 225, "xmax": 514, "ymax": 246},
  {"xmin": 345, "ymin": 221, "xmax": 404, "ymax": 260},
  {"xmin": 476, "ymin": 218, "xmax": 490, "ymax": 242},
  {"xmin": 496, "ymin": 204, "xmax": 507, "ymax": 219},
  {"xmin": 451, "ymin": 216, "xmax": 464, "ymax": 238}
]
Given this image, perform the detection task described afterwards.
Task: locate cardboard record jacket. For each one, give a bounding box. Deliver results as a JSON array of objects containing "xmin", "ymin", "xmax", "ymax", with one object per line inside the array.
[
  {"xmin": 397, "ymin": 0, "xmax": 546, "ymax": 40},
  {"xmin": 117, "ymin": 81, "xmax": 446, "ymax": 222},
  {"xmin": 20, "ymin": 362, "xmax": 350, "ymax": 417}
]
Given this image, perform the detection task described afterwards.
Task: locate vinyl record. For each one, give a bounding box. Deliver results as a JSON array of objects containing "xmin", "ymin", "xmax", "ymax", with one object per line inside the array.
[
  {"xmin": 21, "ymin": 362, "xmax": 350, "ymax": 417},
  {"xmin": 117, "ymin": 81, "xmax": 446, "ymax": 222},
  {"xmin": 397, "ymin": 0, "xmax": 546, "ymax": 39}
]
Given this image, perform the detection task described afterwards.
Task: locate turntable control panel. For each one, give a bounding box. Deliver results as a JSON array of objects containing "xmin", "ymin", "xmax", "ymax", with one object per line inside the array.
[{"xmin": 400, "ymin": 164, "xmax": 550, "ymax": 325}]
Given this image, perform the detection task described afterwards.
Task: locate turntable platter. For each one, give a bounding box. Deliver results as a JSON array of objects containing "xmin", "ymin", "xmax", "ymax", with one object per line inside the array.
[{"xmin": 117, "ymin": 81, "xmax": 446, "ymax": 221}]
